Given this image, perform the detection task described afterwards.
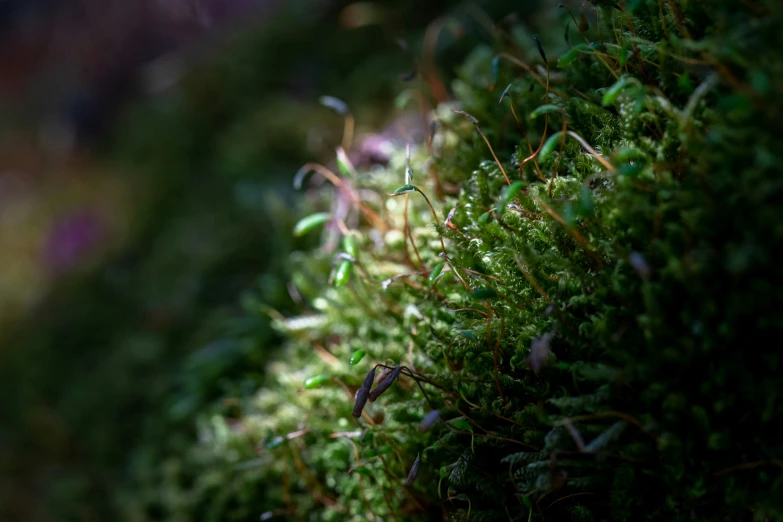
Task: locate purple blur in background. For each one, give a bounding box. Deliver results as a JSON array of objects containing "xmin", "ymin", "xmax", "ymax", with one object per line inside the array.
[{"xmin": 43, "ymin": 210, "xmax": 106, "ymax": 273}]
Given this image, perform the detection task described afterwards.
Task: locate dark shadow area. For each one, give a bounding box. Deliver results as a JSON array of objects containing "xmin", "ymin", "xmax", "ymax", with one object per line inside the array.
[{"xmin": 0, "ymin": 1, "xmax": 519, "ymax": 520}]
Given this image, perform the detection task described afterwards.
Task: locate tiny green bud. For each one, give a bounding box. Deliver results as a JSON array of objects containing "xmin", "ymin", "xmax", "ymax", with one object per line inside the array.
[
  {"xmin": 304, "ymin": 374, "xmax": 331, "ymax": 389},
  {"xmin": 428, "ymin": 262, "xmax": 445, "ymax": 286},
  {"xmin": 390, "ymin": 184, "xmax": 417, "ymax": 196},
  {"xmin": 349, "ymin": 349, "xmax": 367, "ymax": 366},
  {"xmin": 293, "ymin": 212, "xmax": 330, "ymax": 237},
  {"xmin": 333, "ymin": 259, "xmax": 352, "ymax": 287}
]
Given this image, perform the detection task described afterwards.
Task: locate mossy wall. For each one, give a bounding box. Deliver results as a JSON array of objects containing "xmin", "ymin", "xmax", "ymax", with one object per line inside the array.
[
  {"xmin": 7, "ymin": 0, "xmax": 781, "ymax": 521},
  {"xmin": 178, "ymin": 1, "xmax": 783, "ymax": 520}
]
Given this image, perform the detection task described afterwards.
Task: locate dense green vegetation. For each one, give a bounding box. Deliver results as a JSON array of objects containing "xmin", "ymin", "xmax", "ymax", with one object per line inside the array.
[
  {"xmin": 172, "ymin": 1, "xmax": 783, "ymax": 521},
  {"xmin": 3, "ymin": 0, "xmax": 782, "ymax": 521}
]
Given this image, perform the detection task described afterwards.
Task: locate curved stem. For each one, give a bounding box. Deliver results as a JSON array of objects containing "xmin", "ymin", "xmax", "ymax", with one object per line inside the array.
[
  {"xmin": 342, "ymin": 113, "xmax": 355, "ymax": 153},
  {"xmin": 475, "ymin": 125, "xmax": 511, "ymax": 185},
  {"xmin": 496, "ymin": 53, "xmax": 569, "ymax": 99},
  {"xmin": 566, "ymin": 130, "xmax": 616, "ymax": 174},
  {"xmin": 413, "ymin": 187, "xmax": 448, "ymax": 257},
  {"xmin": 404, "ymin": 193, "xmax": 425, "ymax": 268}
]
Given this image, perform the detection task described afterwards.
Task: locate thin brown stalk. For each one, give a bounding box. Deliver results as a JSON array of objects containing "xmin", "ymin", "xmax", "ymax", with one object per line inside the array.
[
  {"xmin": 556, "ymin": 410, "xmax": 655, "ymax": 442},
  {"xmin": 547, "ymin": 492, "xmax": 595, "ymax": 509},
  {"xmin": 421, "ymin": 17, "xmax": 453, "ymax": 103},
  {"xmin": 486, "ymin": 312, "xmax": 508, "ymax": 405},
  {"xmin": 501, "ymin": 92, "xmax": 547, "ymax": 182},
  {"xmin": 439, "ymin": 255, "xmax": 472, "ymax": 292},
  {"xmin": 714, "ymin": 460, "xmax": 783, "ymax": 477},
  {"xmin": 404, "ymin": 193, "xmax": 425, "ymax": 268},
  {"xmin": 476, "ymin": 126, "xmax": 511, "ymax": 185},
  {"xmin": 342, "ymin": 113, "xmax": 355, "ymax": 153},
  {"xmin": 288, "ymin": 442, "xmax": 339, "ymax": 507},
  {"xmin": 299, "ymin": 162, "xmax": 345, "ymax": 188},
  {"xmin": 380, "ymin": 270, "xmax": 431, "ymax": 290},
  {"xmin": 566, "ymin": 130, "xmax": 616, "ymax": 174},
  {"xmin": 559, "ymin": 4, "xmax": 619, "ymax": 79},
  {"xmin": 512, "ymin": 255, "xmax": 552, "ymax": 303},
  {"xmin": 535, "ymin": 197, "xmax": 604, "ymax": 265},
  {"xmin": 521, "ymin": 114, "xmax": 548, "ymax": 170},
  {"xmin": 549, "ymin": 119, "xmax": 569, "ymax": 198},
  {"xmin": 496, "ymin": 53, "xmax": 569, "ymax": 99},
  {"xmin": 413, "ymin": 187, "xmax": 448, "ymax": 257},
  {"xmin": 299, "ymin": 163, "xmax": 391, "ymax": 232}
]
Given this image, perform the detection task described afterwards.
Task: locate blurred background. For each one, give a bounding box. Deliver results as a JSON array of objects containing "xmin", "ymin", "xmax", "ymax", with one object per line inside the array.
[{"xmin": 0, "ymin": 1, "xmax": 526, "ymax": 520}]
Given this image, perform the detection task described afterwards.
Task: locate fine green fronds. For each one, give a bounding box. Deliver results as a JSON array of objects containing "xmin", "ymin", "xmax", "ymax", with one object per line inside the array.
[{"xmin": 185, "ymin": 1, "xmax": 783, "ymax": 521}]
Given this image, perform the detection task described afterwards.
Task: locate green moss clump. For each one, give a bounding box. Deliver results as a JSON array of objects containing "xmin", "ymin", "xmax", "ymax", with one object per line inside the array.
[{"xmin": 173, "ymin": 1, "xmax": 783, "ymax": 520}]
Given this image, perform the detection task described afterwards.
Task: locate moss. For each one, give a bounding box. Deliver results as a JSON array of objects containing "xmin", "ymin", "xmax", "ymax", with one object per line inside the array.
[{"xmin": 165, "ymin": 1, "xmax": 783, "ymax": 521}]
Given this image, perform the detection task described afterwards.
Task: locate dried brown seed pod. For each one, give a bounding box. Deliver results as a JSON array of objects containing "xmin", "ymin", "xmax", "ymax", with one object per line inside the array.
[
  {"xmin": 404, "ymin": 453, "xmax": 421, "ymax": 486},
  {"xmin": 352, "ymin": 386, "xmax": 370, "ymax": 418},
  {"xmin": 368, "ymin": 366, "xmax": 402, "ymax": 402},
  {"xmin": 375, "ymin": 366, "xmax": 393, "ymax": 384},
  {"xmin": 419, "ymin": 410, "xmax": 441, "ymax": 432},
  {"xmin": 362, "ymin": 366, "xmax": 377, "ymax": 390},
  {"xmin": 351, "ymin": 366, "xmax": 377, "ymax": 418}
]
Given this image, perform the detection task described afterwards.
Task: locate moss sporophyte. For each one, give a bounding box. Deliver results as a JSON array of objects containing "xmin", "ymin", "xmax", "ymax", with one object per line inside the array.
[{"xmin": 199, "ymin": 2, "xmax": 783, "ymax": 520}]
